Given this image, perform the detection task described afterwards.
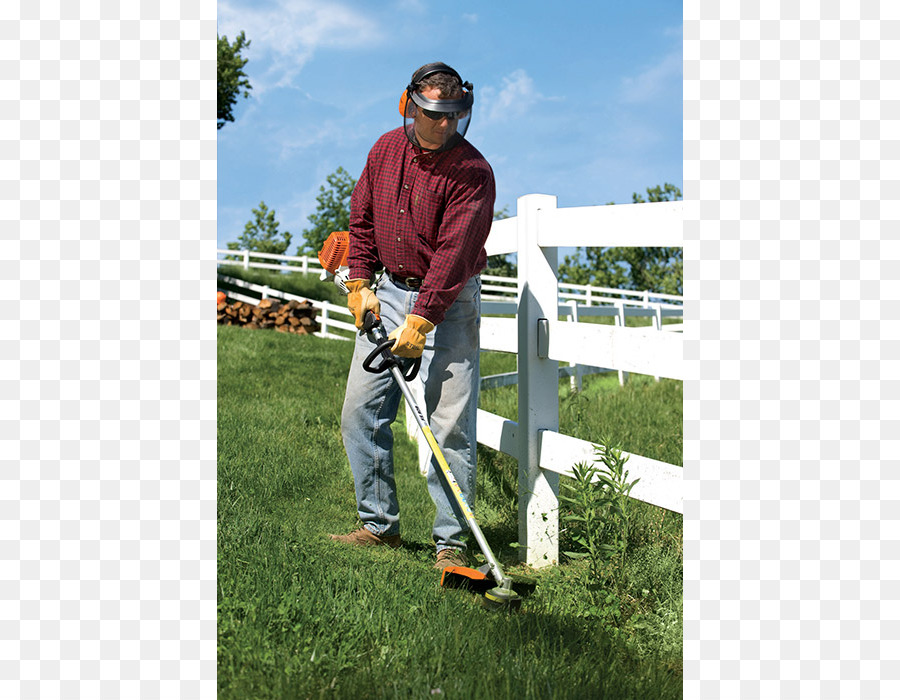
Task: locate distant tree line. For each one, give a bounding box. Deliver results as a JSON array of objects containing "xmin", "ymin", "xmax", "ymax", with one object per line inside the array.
[{"xmin": 559, "ymin": 183, "xmax": 682, "ymax": 296}]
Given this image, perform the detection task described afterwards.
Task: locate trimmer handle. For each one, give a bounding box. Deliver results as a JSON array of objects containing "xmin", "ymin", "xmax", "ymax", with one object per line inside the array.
[{"xmin": 361, "ymin": 311, "xmax": 420, "ymax": 381}]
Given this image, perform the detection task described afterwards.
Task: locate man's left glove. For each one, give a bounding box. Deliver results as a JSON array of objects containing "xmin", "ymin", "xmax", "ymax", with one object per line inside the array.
[{"xmin": 388, "ymin": 314, "xmax": 435, "ymax": 358}]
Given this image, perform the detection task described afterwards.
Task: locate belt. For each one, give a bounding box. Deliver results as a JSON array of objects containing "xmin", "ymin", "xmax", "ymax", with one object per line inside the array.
[{"xmin": 388, "ymin": 272, "xmax": 424, "ymax": 289}]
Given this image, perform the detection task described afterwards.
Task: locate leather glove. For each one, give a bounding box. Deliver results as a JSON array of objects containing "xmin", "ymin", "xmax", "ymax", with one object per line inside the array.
[
  {"xmin": 346, "ymin": 279, "xmax": 380, "ymax": 329},
  {"xmin": 388, "ymin": 314, "xmax": 435, "ymax": 358}
]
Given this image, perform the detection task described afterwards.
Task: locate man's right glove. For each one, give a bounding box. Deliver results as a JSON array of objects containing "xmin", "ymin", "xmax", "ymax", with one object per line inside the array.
[{"xmin": 346, "ymin": 279, "xmax": 380, "ymax": 329}]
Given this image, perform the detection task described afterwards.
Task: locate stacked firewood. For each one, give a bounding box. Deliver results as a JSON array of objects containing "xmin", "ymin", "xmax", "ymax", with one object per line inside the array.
[{"xmin": 217, "ymin": 297, "xmax": 320, "ymax": 335}]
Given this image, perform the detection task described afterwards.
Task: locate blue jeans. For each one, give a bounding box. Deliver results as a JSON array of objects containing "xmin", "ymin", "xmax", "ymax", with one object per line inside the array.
[{"xmin": 341, "ymin": 275, "xmax": 481, "ymax": 551}]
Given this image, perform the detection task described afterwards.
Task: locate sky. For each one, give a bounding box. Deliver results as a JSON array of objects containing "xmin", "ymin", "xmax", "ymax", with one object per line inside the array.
[{"xmin": 216, "ymin": 0, "xmax": 683, "ymax": 254}]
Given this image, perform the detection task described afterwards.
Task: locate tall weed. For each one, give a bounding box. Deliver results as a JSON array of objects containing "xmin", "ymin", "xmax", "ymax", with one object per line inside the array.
[{"xmin": 558, "ymin": 438, "xmax": 646, "ymax": 636}]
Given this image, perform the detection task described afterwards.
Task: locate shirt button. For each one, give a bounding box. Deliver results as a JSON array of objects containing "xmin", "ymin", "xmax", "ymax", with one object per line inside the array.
[
  {"xmin": 404, "ymin": 184, "xmax": 409, "ymax": 189},
  {"xmin": 399, "ymin": 264, "xmax": 404, "ymax": 269},
  {"xmin": 397, "ymin": 237, "xmax": 401, "ymax": 242},
  {"xmin": 412, "ymin": 158, "xmax": 417, "ymax": 163},
  {"xmin": 399, "ymin": 209, "xmax": 404, "ymax": 214}
]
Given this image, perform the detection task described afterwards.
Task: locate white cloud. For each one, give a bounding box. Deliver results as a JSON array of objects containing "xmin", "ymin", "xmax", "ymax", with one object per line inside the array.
[
  {"xmin": 462, "ymin": 13, "xmax": 478, "ymax": 23},
  {"xmin": 620, "ymin": 50, "xmax": 681, "ymax": 104},
  {"xmin": 217, "ymin": 0, "xmax": 384, "ymax": 93},
  {"xmin": 479, "ymin": 69, "xmax": 544, "ymax": 125}
]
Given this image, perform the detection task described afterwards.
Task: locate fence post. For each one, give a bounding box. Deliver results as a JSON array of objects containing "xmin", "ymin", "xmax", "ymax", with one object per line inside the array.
[
  {"xmin": 243, "ymin": 249, "xmax": 249, "ymax": 270},
  {"xmin": 516, "ymin": 193, "xmax": 559, "ymax": 568},
  {"xmin": 615, "ymin": 302, "xmax": 628, "ymax": 386},
  {"xmin": 566, "ymin": 300, "xmax": 582, "ymax": 392},
  {"xmin": 403, "ymin": 376, "xmax": 431, "ymax": 476},
  {"xmin": 653, "ymin": 303, "xmax": 662, "ymax": 382}
]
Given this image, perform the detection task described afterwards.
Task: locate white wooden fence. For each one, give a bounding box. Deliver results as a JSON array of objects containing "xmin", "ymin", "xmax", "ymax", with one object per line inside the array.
[
  {"xmin": 464, "ymin": 194, "xmax": 683, "ymax": 568},
  {"xmin": 217, "ymin": 196, "xmax": 683, "ymax": 568}
]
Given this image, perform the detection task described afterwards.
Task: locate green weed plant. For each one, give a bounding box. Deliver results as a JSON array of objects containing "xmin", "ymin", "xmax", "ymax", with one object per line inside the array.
[
  {"xmin": 561, "ymin": 440, "xmax": 638, "ymax": 586},
  {"xmin": 559, "ymin": 440, "xmax": 640, "ymax": 637}
]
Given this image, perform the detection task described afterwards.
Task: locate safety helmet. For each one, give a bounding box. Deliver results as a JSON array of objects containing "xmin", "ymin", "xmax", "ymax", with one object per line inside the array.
[{"xmin": 400, "ymin": 62, "xmax": 473, "ymax": 152}]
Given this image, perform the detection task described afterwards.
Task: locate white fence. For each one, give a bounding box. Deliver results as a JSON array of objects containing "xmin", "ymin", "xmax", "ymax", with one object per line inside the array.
[
  {"xmin": 217, "ymin": 197, "xmax": 683, "ymax": 569},
  {"xmin": 467, "ymin": 194, "xmax": 682, "ymax": 568}
]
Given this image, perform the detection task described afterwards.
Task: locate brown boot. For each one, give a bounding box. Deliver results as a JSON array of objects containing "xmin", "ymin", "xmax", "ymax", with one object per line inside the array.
[
  {"xmin": 434, "ymin": 548, "xmax": 468, "ymax": 570},
  {"xmin": 329, "ymin": 527, "xmax": 401, "ymax": 549}
]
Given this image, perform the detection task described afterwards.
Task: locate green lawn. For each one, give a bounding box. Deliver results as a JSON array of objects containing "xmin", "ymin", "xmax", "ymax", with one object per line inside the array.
[{"xmin": 218, "ymin": 324, "xmax": 682, "ymax": 699}]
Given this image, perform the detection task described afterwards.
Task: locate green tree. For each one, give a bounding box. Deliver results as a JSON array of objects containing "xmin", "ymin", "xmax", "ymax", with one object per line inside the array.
[
  {"xmin": 299, "ymin": 167, "xmax": 357, "ymax": 255},
  {"xmin": 227, "ymin": 201, "xmax": 291, "ymax": 255},
  {"xmin": 558, "ymin": 183, "xmax": 683, "ymax": 295},
  {"xmin": 484, "ymin": 206, "xmax": 517, "ymax": 277},
  {"xmin": 218, "ymin": 31, "xmax": 252, "ymax": 130}
]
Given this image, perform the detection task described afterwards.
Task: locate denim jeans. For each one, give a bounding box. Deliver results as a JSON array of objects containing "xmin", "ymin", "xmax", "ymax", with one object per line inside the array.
[{"xmin": 341, "ymin": 274, "xmax": 481, "ymax": 551}]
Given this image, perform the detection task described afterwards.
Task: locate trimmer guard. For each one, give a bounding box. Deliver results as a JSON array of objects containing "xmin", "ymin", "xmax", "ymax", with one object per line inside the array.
[
  {"xmin": 440, "ymin": 566, "xmax": 494, "ymax": 593},
  {"xmin": 441, "ymin": 565, "xmax": 538, "ymax": 598}
]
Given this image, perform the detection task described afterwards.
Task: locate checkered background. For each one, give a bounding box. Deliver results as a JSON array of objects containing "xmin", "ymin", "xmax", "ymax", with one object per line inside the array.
[
  {"xmin": 2, "ymin": 1, "xmax": 216, "ymax": 698},
  {"xmin": 684, "ymin": 2, "xmax": 898, "ymax": 699},
  {"xmin": 1, "ymin": 0, "xmax": 896, "ymax": 697}
]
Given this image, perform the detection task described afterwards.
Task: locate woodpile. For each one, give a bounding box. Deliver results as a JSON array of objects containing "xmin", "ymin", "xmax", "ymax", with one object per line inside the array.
[{"xmin": 217, "ymin": 298, "xmax": 321, "ymax": 335}]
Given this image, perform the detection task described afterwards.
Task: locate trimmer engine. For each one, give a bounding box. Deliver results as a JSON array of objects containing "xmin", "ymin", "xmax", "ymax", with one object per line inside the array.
[{"xmin": 317, "ymin": 230, "xmax": 352, "ymax": 295}]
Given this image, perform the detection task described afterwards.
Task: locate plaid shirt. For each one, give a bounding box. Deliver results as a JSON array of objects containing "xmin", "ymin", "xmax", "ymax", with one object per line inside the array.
[{"xmin": 348, "ymin": 127, "xmax": 496, "ymax": 326}]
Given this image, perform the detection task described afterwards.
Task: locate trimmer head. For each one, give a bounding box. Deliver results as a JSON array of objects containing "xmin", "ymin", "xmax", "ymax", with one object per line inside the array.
[
  {"xmin": 482, "ymin": 579, "xmax": 523, "ymax": 611},
  {"xmin": 441, "ymin": 565, "xmax": 536, "ymax": 610}
]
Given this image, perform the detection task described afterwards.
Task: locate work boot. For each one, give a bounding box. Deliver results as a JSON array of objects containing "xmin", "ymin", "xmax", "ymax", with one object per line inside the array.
[
  {"xmin": 434, "ymin": 548, "xmax": 468, "ymax": 570},
  {"xmin": 329, "ymin": 527, "xmax": 401, "ymax": 549}
]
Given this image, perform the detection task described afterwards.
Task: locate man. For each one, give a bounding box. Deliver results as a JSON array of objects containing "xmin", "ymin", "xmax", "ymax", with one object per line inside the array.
[{"xmin": 329, "ymin": 62, "xmax": 496, "ymax": 572}]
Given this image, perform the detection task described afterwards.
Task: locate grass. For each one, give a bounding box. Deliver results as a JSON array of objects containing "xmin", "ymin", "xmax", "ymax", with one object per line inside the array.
[{"xmin": 218, "ymin": 317, "xmax": 682, "ymax": 698}]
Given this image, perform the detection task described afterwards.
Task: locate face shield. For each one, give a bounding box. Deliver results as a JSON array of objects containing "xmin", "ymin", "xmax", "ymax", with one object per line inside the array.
[{"xmin": 401, "ymin": 85, "xmax": 473, "ymax": 152}]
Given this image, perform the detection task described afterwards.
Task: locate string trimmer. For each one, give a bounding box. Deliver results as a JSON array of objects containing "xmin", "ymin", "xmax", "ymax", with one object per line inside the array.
[
  {"xmin": 318, "ymin": 231, "xmax": 534, "ymax": 609},
  {"xmin": 358, "ymin": 310, "xmax": 533, "ymax": 611}
]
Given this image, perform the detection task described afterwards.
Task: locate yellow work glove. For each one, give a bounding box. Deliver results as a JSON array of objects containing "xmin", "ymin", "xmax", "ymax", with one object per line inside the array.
[
  {"xmin": 346, "ymin": 279, "xmax": 380, "ymax": 329},
  {"xmin": 388, "ymin": 314, "xmax": 435, "ymax": 358}
]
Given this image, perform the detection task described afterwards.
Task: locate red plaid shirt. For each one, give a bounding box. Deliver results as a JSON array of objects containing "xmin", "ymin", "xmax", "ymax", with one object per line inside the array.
[{"xmin": 348, "ymin": 127, "xmax": 496, "ymax": 326}]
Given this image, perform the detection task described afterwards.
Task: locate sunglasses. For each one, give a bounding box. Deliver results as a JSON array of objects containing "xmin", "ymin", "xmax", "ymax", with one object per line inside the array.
[{"xmin": 421, "ymin": 108, "xmax": 462, "ymax": 121}]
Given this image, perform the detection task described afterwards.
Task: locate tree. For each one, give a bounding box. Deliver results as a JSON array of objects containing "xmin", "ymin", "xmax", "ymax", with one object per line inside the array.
[
  {"xmin": 218, "ymin": 31, "xmax": 252, "ymax": 130},
  {"xmin": 227, "ymin": 201, "xmax": 291, "ymax": 255},
  {"xmin": 299, "ymin": 167, "xmax": 357, "ymax": 255},
  {"xmin": 558, "ymin": 183, "xmax": 683, "ymax": 295}
]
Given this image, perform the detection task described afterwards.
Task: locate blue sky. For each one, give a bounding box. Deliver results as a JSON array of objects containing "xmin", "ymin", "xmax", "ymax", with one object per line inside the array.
[{"xmin": 217, "ymin": 0, "xmax": 683, "ymax": 253}]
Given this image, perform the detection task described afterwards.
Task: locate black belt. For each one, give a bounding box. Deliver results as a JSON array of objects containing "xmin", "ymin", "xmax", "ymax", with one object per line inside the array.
[{"xmin": 388, "ymin": 272, "xmax": 424, "ymax": 289}]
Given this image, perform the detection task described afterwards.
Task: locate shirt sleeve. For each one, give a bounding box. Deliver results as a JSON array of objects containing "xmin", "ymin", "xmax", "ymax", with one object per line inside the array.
[
  {"xmin": 412, "ymin": 164, "xmax": 495, "ymax": 325},
  {"xmin": 348, "ymin": 157, "xmax": 381, "ymax": 280}
]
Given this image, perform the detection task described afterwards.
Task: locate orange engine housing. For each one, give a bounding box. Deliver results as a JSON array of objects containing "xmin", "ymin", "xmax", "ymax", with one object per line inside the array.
[{"xmin": 317, "ymin": 230, "xmax": 350, "ymax": 273}]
